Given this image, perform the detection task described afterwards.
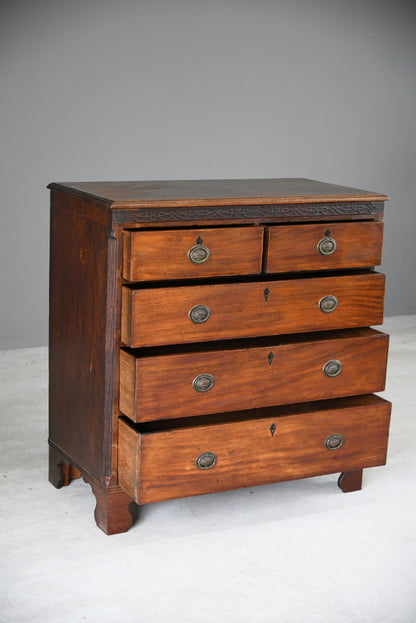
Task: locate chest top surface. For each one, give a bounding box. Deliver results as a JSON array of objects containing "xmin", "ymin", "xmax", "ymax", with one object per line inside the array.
[{"xmin": 48, "ymin": 178, "xmax": 387, "ymax": 206}]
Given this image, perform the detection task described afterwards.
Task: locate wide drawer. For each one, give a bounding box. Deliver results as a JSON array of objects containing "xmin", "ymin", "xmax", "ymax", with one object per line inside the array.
[
  {"xmin": 121, "ymin": 272, "xmax": 385, "ymax": 347},
  {"xmin": 122, "ymin": 227, "xmax": 264, "ymax": 281},
  {"xmin": 265, "ymin": 222, "xmax": 383, "ymax": 273},
  {"xmin": 120, "ymin": 328, "xmax": 388, "ymax": 422},
  {"xmin": 118, "ymin": 395, "xmax": 391, "ymax": 504}
]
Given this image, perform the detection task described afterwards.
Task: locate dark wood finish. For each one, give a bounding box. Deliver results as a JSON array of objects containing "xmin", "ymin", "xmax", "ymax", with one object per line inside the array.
[
  {"xmin": 48, "ymin": 179, "xmax": 386, "ymax": 227},
  {"xmin": 49, "ymin": 444, "xmax": 81, "ymax": 488},
  {"xmin": 82, "ymin": 475, "xmax": 135, "ymax": 535},
  {"xmin": 123, "ymin": 227, "xmax": 264, "ymax": 281},
  {"xmin": 49, "ymin": 191, "xmax": 119, "ymax": 482},
  {"xmin": 118, "ymin": 396, "xmax": 391, "ymax": 504},
  {"xmin": 121, "ymin": 272, "xmax": 385, "ymax": 347},
  {"xmin": 112, "ymin": 202, "xmax": 384, "ymax": 227},
  {"xmin": 119, "ymin": 329, "xmax": 388, "ymax": 422},
  {"xmin": 338, "ymin": 469, "xmax": 363, "ymax": 492},
  {"xmin": 49, "ymin": 445, "xmax": 134, "ymax": 534},
  {"xmin": 48, "ymin": 178, "xmax": 390, "ymax": 533},
  {"xmin": 48, "ymin": 178, "xmax": 388, "ymax": 206},
  {"xmin": 266, "ymin": 222, "xmax": 383, "ymax": 273}
]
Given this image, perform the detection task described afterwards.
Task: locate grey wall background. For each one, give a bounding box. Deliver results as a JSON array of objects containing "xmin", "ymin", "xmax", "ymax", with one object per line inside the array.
[{"xmin": 1, "ymin": 0, "xmax": 415, "ymax": 348}]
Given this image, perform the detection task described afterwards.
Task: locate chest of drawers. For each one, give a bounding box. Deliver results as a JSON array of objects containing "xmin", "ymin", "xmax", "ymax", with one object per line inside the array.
[{"xmin": 48, "ymin": 178, "xmax": 391, "ymax": 534}]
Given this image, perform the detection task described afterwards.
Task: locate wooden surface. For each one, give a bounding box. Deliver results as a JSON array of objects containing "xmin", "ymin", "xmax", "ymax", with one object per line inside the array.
[
  {"xmin": 49, "ymin": 444, "xmax": 82, "ymax": 488},
  {"xmin": 266, "ymin": 222, "xmax": 383, "ymax": 273},
  {"xmin": 118, "ymin": 395, "xmax": 391, "ymax": 504},
  {"xmin": 123, "ymin": 221, "xmax": 383, "ymax": 281},
  {"xmin": 47, "ymin": 178, "xmax": 388, "ymax": 206},
  {"xmin": 119, "ymin": 329, "xmax": 388, "ymax": 421},
  {"xmin": 121, "ymin": 272, "xmax": 385, "ymax": 347},
  {"xmin": 123, "ymin": 226, "xmax": 263, "ymax": 281},
  {"xmin": 49, "ymin": 190, "xmax": 117, "ymax": 480},
  {"xmin": 48, "ymin": 178, "xmax": 390, "ymax": 533},
  {"xmin": 338, "ymin": 469, "xmax": 363, "ymax": 493},
  {"xmin": 82, "ymin": 474, "xmax": 134, "ymax": 535}
]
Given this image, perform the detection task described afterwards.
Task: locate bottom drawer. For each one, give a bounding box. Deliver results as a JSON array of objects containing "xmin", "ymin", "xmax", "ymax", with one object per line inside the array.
[{"xmin": 118, "ymin": 395, "xmax": 391, "ymax": 504}]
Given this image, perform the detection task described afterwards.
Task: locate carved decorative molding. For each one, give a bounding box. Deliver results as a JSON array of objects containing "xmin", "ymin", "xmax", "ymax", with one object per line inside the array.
[{"xmin": 115, "ymin": 202, "xmax": 383, "ymax": 224}]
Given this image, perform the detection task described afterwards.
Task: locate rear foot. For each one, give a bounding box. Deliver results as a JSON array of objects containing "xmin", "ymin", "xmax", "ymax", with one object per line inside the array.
[
  {"xmin": 49, "ymin": 444, "xmax": 81, "ymax": 488},
  {"xmin": 338, "ymin": 469, "xmax": 363, "ymax": 493}
]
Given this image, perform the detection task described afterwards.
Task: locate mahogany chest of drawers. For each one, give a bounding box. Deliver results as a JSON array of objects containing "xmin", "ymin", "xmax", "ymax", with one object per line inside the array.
[{"xmin": 48, "ymin": 178, "xmax": 391, "ymax": 534}]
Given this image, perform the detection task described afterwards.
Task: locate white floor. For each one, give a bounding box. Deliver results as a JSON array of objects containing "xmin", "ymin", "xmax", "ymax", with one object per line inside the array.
[{"xmin": 1, "ymin": 315, "xmax": 415, "ymax": 623}]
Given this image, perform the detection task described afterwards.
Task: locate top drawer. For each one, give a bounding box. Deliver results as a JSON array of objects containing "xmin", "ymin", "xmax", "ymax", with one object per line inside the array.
[
  {"xmin": 123, "ymin": 227, "xmax": 264, "ymax": 281},
  {"xmin": 265, "ymin": 222, "xmax": 383, "ymax": 273}
]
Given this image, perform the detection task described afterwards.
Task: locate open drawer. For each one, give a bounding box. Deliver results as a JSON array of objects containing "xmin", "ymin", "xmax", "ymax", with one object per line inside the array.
[
  {"xmin": 119, "ymin": 328, "xmax": 389, "ymax": 422},
  {"xmin": 121, "ymin": 272, "xmax": 386, "ymax": 347},
  {"xmin": 118, "ymin": 395, "xmax": 391, "ymax": 504}
]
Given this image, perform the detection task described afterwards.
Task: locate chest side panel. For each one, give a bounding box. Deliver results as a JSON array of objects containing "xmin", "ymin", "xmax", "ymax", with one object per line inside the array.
[{"xmin": 49, "ymin": 191, "xmax": 117, "ymax": 481}]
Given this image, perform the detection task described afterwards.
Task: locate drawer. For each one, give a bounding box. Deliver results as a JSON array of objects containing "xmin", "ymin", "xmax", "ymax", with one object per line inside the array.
[
  {"xmin": 118, "ymin": 395, "xmax": 391, "ymax": 504},
  {"xmin": 122, "ymin": 227, "xmax": 264, "ymax": 281},
  {"xmin": 120, "ymin": 328, "xmax": 388, "ymax": 422},
  {"xmin": 121, "ymin": 272, "xmax": 385, "ymax": 347},
  {"xmin": 265, "ymin": 222, "xmax": 383, "ymax": 273}
]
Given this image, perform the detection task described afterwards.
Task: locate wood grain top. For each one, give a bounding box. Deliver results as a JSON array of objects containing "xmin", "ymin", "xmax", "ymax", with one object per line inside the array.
[{"xmin": 48, "ymin": 178, "xmax": 388, "ymax": 207}]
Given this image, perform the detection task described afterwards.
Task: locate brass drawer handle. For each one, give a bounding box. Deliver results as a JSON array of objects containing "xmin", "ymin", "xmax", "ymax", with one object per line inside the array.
[
  {"xmin": 323, "ymin": 360, "xmax": 342, "ymax": 377},
  {"xmin": 189, "ymin": 304, "xmax": 211, "ymax": 324},
  {"xmin": 188, "ymin": 244, "xmax": 210, "ymax": 264},
  {"xmin": 193, "ymin": 373, "xmax": 215, "ymax": 393},
  {"xmin": 317, "ymin": 236, "xmax": 337, "ymax": 255},
  {"xmin": 319, "ymin": 295, "xmax": 338, "ymax": 313},
  {"xmin": 196, "ymin": 452, "xmax": 217, "ymax": 470},
  {"xmin": 325, "ymin": 433, "xmax": 344, "ymax": 450}
]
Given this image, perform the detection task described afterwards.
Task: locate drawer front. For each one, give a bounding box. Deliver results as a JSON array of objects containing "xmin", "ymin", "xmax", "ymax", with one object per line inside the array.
[
  {"xmin": 120, "ymin": 329, "xmax": 388, "ymax": 422},
  {"xmin": 265, "ymin": 222, "xmax": 383, "ymax": 273},
  {"xmin": 118, "ymin": 396, "xmax": 391, "ymax": 504},
  {"xmin": 121, "ymin": 272, "xmax": 385, "ymax": 347},
  {"xmin": 123, "ymin": 227, "xmax": 264, "ymax": 281}
]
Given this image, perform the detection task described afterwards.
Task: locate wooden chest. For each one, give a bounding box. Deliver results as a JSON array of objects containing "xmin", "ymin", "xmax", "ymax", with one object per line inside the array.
[{"xmin": 48, "ymin": 178, "xmax": 391, "ymax": 534}]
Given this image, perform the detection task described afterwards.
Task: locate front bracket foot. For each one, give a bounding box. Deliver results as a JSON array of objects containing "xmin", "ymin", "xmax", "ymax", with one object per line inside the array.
[{"xmin": 83, "ymin": 475, "xmax": 135, "ymax": 535}]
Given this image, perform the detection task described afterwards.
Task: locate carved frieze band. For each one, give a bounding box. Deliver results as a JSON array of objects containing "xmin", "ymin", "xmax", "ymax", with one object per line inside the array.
[{"xmin": 115, "ymin": 201, "xmax": 383, "ymax": 224}]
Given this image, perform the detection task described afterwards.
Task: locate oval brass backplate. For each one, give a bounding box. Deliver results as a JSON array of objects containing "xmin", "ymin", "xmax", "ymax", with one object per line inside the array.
[
  {"xmin": 192, "ymin": 373, "xmax": 215, "ymax": 393},
  {"xmin": 319, "ymin": 295, "xmax": 338, "ymax": 313},
  {"xmin": 317, "ymin": 236, "xmax": 336, "ymax": 256},
  {"xmin": 188, "ymin": 244, "xmax": 210, "ymax": 264},
  {"xmin": 325, "ymin": 433, "xmax": 344, "ymax": 450},
  {"xmin": 323, "ymin": 360, "xmax": 342, "ymax": 377},
  {"xmin": 195, "ymin": 452, "xmax": 217, "ymax": 470},
  {"xmin": 189, "ymin": 304, "xmax": 211, "ymax": 324}
]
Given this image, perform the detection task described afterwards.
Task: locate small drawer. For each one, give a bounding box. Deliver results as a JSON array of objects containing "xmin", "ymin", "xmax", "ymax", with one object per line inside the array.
[
  {"xmin": 118, "ymin": 395, "xmax": 391, "ymax": 504},
  {"xmin": 265, "ymin": 222, "xmax": 383, "ymax": 273},
  {"xmin": 121, "ymin": 272, "xmax": 385, "ymax": 347},
  {"xmin": 122, "ymin": 227, "xmax": 264, "ymax": 281},
  {"xmin": 119, "ymin": 329, "xmax": 389, "ymax": 422}
]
